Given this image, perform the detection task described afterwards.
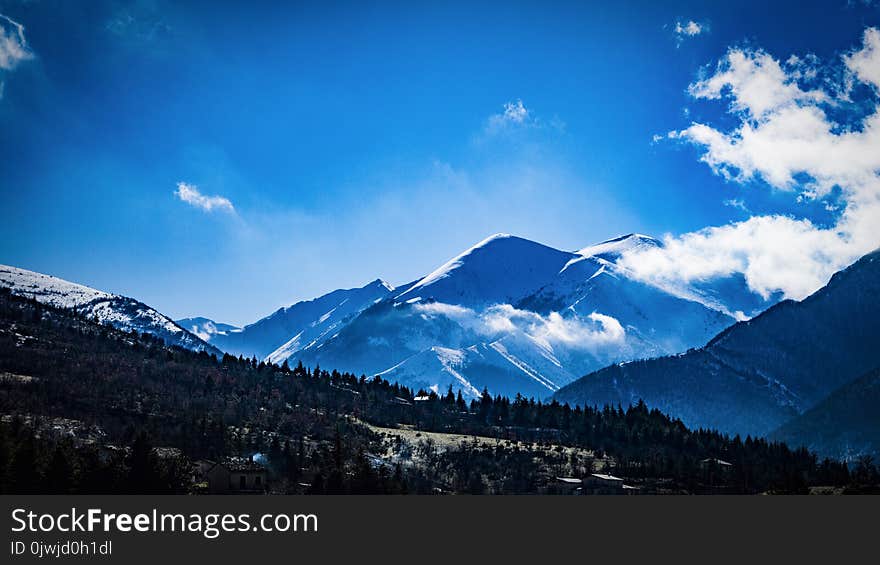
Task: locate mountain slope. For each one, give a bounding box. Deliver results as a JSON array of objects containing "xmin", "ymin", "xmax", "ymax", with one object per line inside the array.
[
  {"xmin": 0, "ymin": 264, "xmax": 218, "ymax": 354},
  {"xmin": 554, "ymin": 248, "xmax": 880, "ymax": 437},
  {"xmin": 771, "ymin": 366, "xmax": 880, "ymax": 462},
  {"xmin": 211, "ymin": 279, "xmax": 395, "ymax": 360}
]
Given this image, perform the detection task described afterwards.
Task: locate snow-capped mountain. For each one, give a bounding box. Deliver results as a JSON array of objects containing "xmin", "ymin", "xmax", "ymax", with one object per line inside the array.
[
  {"xmin": 0, "ymin": 265, "xmax": 219, "ymax": 354},
  {"xmin": 205, "ymin": 278, "xmax": 396, "ymax": 360},
  {"xmin": 274, "ymin": 233, "xmax": 740, "ymax": 398},
  {"xmin": 176, "ymin": 317, "xmax": 240, "ymax": 342}
]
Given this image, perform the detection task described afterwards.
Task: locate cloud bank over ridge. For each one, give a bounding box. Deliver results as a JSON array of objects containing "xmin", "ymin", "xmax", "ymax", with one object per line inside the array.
[{"xmin": 621, "ymin": 27, "xmax": 880, "ymax": 302}]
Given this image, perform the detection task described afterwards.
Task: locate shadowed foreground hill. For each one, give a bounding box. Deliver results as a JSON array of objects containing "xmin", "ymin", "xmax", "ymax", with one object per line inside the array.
[
  {"xmin": 772, "ymin": 366, "xmax": 880, "ymax": 462},
  {"xmin": 554, "ymin": 249, "xmax": 880, "ymax": 438}
]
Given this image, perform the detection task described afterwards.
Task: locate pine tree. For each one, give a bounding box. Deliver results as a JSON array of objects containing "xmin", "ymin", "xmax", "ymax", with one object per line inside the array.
[{"xmin": 45, "ymin": 441, "xmax": 76, "ymax": 494}]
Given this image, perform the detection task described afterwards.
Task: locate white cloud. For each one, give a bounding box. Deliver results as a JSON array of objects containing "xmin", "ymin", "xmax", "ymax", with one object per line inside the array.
[
  {"xmin": 414, "ymin": 301, "xmax": 625, "ymax": 351},
  {"xmin": 675, "ymin": 20, "xmax": 704, "ymax": 37},
  {"xmin": 413, "ymin": 301, "xmax": 472, "ymax": 319},
  {"xmin": 481, "ymin": 99, "xmax": 567, "ymax": 140},
  {"xmin": 485, "ymin": 99, "xmax": 531, "ymax": 133},
  {"xmin": 501, "ymin": 99, "xmax": 529, "ymax": 123},
  {"xmin": 673, "ymin": 20, "xmax": 708, "ymax": 45},
  {"xmin": 686, "ymin": 49, "xmax": 828, "ymax": 121},
  {"xmin": 0, "ymin": 14, "xmax": 32, "ymax": 71},
  {"xmin": 174, "ymin": 182, "xmax": 235, "ymax": 213},
  {"xmin": 844, "ymin": 27, "xmax": 880, "ymax": 91},
  {"xmin": 627, "ymin": 27, "xmax": 880, "ymax": 302}
]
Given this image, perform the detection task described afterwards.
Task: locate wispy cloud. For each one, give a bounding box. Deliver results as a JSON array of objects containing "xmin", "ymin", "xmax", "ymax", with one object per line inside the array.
[
  {"xmin": 722, "ymin": 198, "xmax": 750, "ymax": 213},
  {"xmin": 672, "ymin": 19, "xmax": 708, "ymax": 46},
  {"xmin": 484, "ymin": 99, "xmax": 532, "ymax": 134},
  {"xmin": 481, "ymin": 99, "xmax": 566, "ymax": 139},
  {"xmin": 498, "ymin": 99, "xmax": 529, "ymax": 124},
  {"xmin": 0, "ymin": 14, "xmax": 31, "ymax": 71},
  {"xmin": 0, "ymin": 13, "xmax": 34, "ymax": 99},
  {"xmin": 627, "ymin": 27, "xmax": 880, "ymax": 302},
  {"xmin": 174, "ymin": 182, "xmax": 235, "ymax": 213}
]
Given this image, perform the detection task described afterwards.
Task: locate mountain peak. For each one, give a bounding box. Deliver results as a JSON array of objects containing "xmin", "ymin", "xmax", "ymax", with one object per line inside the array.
[
  {"xmin": 368, "ymin": 278, "xmax": 395, "ymax": 292},
  {"xmin": 575, "ymin": 233, "xmax": 660, "ymax": 259},
  {"xmin": 396, "ymin": 233, "xmax": 575, "ymax": 306},
  {"xmin": 474, "ymin": 232, "xmax": 514, "ymax": 245}
]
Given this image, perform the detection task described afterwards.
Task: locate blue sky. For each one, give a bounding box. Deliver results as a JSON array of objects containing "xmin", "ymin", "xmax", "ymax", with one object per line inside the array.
[{"xmin": 1, "ymin": 0, "xmax": 879, "ymax": 325}]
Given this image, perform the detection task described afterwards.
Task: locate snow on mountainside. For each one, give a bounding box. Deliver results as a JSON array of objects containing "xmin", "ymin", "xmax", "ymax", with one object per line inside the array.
[
  {"xmin": 176, "ymin": 317, "xmax": 240, "ymax": 342},
  {"xmin": 210, "ymin": 279, "xmax": 396, "ymax": 360},
  {"xmin": 0, "ymin": 265, "xmax": 219, "ymax": 354},
  {"xmin": 279, "ymin": 233, "xmax": 742, "ymax": 399}
]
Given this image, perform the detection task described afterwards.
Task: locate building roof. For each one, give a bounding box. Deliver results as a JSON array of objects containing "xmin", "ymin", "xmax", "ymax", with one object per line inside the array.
[
  {"xmin": 700, "ymin": 458, "xmax": 733, "ymax": 467},
  {"xmin": 590, "ymin": 473, "xmax": 624, "ymax": 482},
  {"xmin": 555, "ymin": 477, "xmax": 582, "ymax": 484}
]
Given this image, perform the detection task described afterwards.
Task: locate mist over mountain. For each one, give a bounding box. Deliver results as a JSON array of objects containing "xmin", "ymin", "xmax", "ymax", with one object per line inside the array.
[{"xmin": 176, "ymin": 317, "xmax": 240, "ymax": 342}]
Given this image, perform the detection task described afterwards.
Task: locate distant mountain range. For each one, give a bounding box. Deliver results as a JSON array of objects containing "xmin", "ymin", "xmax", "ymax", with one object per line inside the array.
[
  {"xmin": 183, "ymin": 233, "xmax": 767, "ymax": 399},
  {"xmin": 3, "ymin": 235, "xmax": 877, "ymax": 461},
  {"xmin": 554, "ymin": 248, "xmax": 880, "ymax": 454},
  {"xmin": 0, "ymin": 264, "xmax": 220, "ymax": 355}
]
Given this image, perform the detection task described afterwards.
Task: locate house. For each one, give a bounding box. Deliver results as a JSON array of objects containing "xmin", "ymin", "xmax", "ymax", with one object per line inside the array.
[
  {"xmin": 199, "ymin": 457, "xmax": 268, "ymax": 493},
  {"xmin": 699, "ymin": 458, "xmax": 733, "ymax": 469},
  {"xmin": 554, "ymin": 477, "xmax": 583, "ymax": 494},
  {"xmin": 582, "ymin": 473, "xmax": 638, "ymax": 495},
  {"xmin": 699, "ymin": 458, "xmax": 734, "ymax": 487}
]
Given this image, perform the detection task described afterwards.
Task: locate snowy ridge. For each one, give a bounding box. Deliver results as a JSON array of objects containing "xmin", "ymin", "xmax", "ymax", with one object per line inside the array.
[
  {"xmin": 400, "ymin": 233, "xmax": 515, "ymax": 295},
  {"xmin": 211, "ymin": 278, "xmax": 397, "ymax": 360},
  {"xmin": 0, "ymin": 264, "xmax": 112, "ymax": 308},
  {"xmin": 0, "ymin": 264, "xmax": 219, "ymax": 354}
]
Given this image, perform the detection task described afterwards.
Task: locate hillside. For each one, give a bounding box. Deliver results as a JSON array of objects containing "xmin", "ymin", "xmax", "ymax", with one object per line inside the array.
[{"xmin": 0, "ymin": 264, "xmax": 218, "ymax": 354}]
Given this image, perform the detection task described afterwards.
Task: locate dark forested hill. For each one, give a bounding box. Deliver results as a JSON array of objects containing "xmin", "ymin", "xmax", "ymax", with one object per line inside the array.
[
  {"xmin": 554, "ymin": 249, "xmax": 880, "ymax": 438},
  {"xmin": 771, "ymin": 366, "xmax": 880, "ymax": 462}
]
